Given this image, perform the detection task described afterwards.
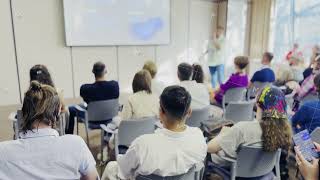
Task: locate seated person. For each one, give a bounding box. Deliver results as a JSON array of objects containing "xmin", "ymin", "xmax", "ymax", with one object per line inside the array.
[
  {"xmin": 211, "ymin": 56, "xmax": 249, "ymax": 105},
  {"xmin": 207, "ymin": 86, "xmax": 292, "ymax": 168},
  {"xmin": 178, "ymin": 62, "xmax": 210, "ymax": 109},
  {"xmin": 102, "ymin": 86, "xmax": 207, "ymax": 180},
  {"xmin": 0, "ymin": 81, "xmax": 97, "ymax": 180},
  {"xmin": 30, "ymin": 64, "xmax": 65, "ymax": 112},
  {"xmin": 303, "ymin": 53, "xmax": 320, "ymax": 81},
  {"xmin": 250, "ymin": 52, "xmax": 275, "ymax": 86},
  {"xmin": 120, "ymin": 70, "xmax": 159, "ymax": 120},
  {"xmin": 143, "ymin": 60, "xmax": 165, "ymax": 96},
  {"xmin": 274, "ymin": 66, "xmax": 300, "ymax": 95},
  {"xmin": 288, "ymin": 55, "xmax": 304, "ymax": 82},
  {"xmin": 66, "ymin": 62, "xmax": 119, "ymax": 134},
  {"xmin": 295, "ymin": 55, "xmax": 320, "ymax": 101},
  {"xmin": 291, "ymin": 74, "xmax": 320, "ymax": 133}
]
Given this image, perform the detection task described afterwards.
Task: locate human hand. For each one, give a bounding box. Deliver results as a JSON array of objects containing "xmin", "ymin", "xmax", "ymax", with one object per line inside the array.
[{"xmin": 295, "ymin": 146, "xmax": 319, "ymax": 180}]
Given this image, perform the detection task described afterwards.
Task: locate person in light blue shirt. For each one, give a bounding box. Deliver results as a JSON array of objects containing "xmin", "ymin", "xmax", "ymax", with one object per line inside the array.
[{"xmin": 0, "ymin": 81, "xmax": 98, "ymax": 180}]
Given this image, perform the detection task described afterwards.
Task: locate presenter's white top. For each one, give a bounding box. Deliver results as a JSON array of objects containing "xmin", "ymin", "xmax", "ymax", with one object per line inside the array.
[
  {"xmin": 0, "ymin": 128, "xmax": 96, "ymax": 180},
  {"xmin": 117, "ymin": 126, "xmax": 207, "ymax": 179},
  {"xmin": 179, "ymin": 80, "xmax": 210, "ymax": 109},
  {"xmin": 207, "ymin": 36, "xmax": 226, "ymax": 66}
]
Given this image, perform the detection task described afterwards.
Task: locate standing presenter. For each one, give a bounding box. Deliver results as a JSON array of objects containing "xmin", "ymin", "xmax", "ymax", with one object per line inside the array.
[{"xmin": 205, "ymin": 26, "xmax": 226, "ymax": 88}]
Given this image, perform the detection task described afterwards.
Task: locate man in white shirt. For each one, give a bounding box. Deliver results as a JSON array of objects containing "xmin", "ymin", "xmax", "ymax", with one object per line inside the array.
[
  {"xmin": 177, "ymin": 62, "xmax": 210, "ymax": 109},
  {"xmin": 102, "ymin": 85, "xmax": 207, "ymax": 180},
  {"xmin": 206, "ymin": 26, "xmax": 226, "ymax": 88}
]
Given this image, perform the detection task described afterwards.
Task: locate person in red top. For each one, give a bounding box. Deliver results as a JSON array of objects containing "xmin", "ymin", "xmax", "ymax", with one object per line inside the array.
[{"xmin": 286, "ymin": 43, "xmax": 303, "ymax": 62}]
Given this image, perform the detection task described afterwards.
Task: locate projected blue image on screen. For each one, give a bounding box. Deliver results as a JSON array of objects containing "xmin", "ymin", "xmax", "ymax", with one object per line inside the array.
[
  {"xmin": 131, "ymin": 17, "xmax": 164, "ymax": 40},
  {"xmin": 63, "ymin": 0, "xmax": 170, "ymax": 46}
]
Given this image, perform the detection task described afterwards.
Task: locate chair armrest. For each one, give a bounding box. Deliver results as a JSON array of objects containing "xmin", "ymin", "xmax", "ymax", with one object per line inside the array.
[{"xmin": 74, "ymin": 104, "xmax": 87, "ymax": 113}]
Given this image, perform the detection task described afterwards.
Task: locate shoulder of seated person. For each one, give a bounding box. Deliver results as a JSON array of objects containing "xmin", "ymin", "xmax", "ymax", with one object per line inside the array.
[{"xmin": 59, "ymin": 135, "xmax": 87, "ymax": 145}]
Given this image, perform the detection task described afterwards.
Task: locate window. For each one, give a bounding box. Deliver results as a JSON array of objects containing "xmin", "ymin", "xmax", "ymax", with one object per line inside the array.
[{"xmin": 270, "ymin": 0, "xmax": 320, "ymax": 63}]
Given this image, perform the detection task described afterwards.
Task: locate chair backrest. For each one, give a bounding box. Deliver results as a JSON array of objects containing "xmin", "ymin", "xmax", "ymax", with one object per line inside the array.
[
  {"xmin": 222, "ymin": 87, "xmax": 247, "ymax": 109},
  {"xmin": 87, "ymin": 99, "xmax": 119, "ymax": 122},
  {"xmin": 118, "ymin": 117, "xmax": 156, "ymax": 147},
  {"xmin": 253, "ymin": 82, "xmax": 271, "ymax": 90},
  {"xmin": 285, "ymin": 92, "xmax": 295, "ymax": 109},
  {"xmin": 186, "ymin": 106, "xmax": 210, "ymax": 128},
  {"xmin": 301, "ymin": 93, "xmax": 318, "ymax": 105},
  {"xmin": 224, "ymin": 101, "xmax": 254, "ymax": 123},
  {"xmin": 311, "ymin": 127, "xmax": 320, "ymax": 144},
  {"xmin": 136, "ymin": 165, "xmax": 204, "ymax": 180},
  {"xmin": 233, "ymin": 146, "xmax": 280, "ymax": 178}
]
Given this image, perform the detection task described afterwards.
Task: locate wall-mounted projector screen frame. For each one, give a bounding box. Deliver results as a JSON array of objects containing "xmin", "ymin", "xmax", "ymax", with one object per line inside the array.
[{"xmin": 63, "ymin": 0, "xmax": 171, "ymax": 46}]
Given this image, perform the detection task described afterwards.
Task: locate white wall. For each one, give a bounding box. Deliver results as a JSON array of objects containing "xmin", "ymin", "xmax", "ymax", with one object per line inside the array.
[{"xmin": 0, "ymin": 0, "xmax": 217, "ymax": 106}]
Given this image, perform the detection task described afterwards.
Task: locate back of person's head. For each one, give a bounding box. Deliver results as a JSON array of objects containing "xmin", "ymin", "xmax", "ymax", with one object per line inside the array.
[
  {"xmin": 256, "ymin": 86, "xmax": 292, "ymax": 152},
  {"xmin": 143, "ymin": 61, "xmax": 157, "ymax": 79},
  {"xmin": 92, "ymin": 61, "xmax": 107, "ymax": 78},
  {"xmin": 21, "ymin": 81, "xmax": 61, "ymax": 134},
  {"xmin": 160, "ymin": 85, "xmax": 191, "ymax": 121},
  {"xmin": 30, "ymin": 64, "xmax": 54, "ymax": 87},
  {"xmin": 178, "ymin": 63, "xmax": 193, "ymax": 81},
  {"xmin": 263, "ymin": 52, "xmax": 274, "ymax": 63},
  {"xmin": 192, "ymin": 64, "xmax": 204, "ymax": 83},
  {"xmin": 132, "ymin": 70, "xmax": 152, "ymax": 94},
  {"xmin": 234, "ymin": 56, "xmax": 249, "ymax": 70}
]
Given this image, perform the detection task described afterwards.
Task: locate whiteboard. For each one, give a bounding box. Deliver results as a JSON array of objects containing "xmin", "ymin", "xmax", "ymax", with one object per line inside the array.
[{"xmin": 63, "ymin": 0, "xmax": 171, "ymax": 46}]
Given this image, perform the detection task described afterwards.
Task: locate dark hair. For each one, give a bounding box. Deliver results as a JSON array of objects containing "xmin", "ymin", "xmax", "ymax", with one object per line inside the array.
[
  {"xmin": 178, "ymin": 63, "xmax": 193, "ymax": 81},
  {"xmin": 160, "ymin": 85, "xmax": 191, "ymax": 120},
  {"xmin": 21, "ymin": 81, "xmax": 61, "ymax": 133},
  {"xmin": 234, "ymin": 56, "xmax": 249, "ymax": 70},
  {"xmin": 30, "ymin": 65, "xmax": 55, "ymax": 87},
  {"xmin": 92, "ymin": 61, "xmax": 107, "ymax": 78},
  {"xmin": 264, "ymin": 52, "xmax": 274, "ymax": 62},
  {"xmin": 132, "ymin": 70, "xmax": 152, "ymax": 94},
  {"xmin": 192, "ymin": 64, "xmax": 204, "ymax": 83}
]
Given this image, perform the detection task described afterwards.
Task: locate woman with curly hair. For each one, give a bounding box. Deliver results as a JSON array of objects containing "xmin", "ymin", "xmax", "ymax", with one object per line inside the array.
[{"xmin": 207, "ymin": 86, "xmax": 292, "ymax": 168}]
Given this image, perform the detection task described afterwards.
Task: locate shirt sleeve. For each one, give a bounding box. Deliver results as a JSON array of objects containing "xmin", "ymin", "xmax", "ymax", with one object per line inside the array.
[
  {"xmin": 291, "ymin": 104, "xmax": 308, "ymax": 127},
  {"xmin": 120, "ymin": 99, "xmax": 133, "ymax": 120},
  {"xmin": 220, "ymin": 75, "xmax": 235, "ymax": 92},
  {"xmin": 79, "ymin": 139, "xmax": 97, "ymax": 176},
  {"xmin": 297, "ymin": 75, "xmax": 315, "ymax": 99},
  {"xmin": 215, "ymin": 124, "xmax": 244, "ymax": 158},
  {"xmin": 80, "ymin": 85, "xmax": 89, "ymax": 103},
  {"xmin": 117, "ymin": 142, "xmax": 140, "ymax": 179},
  {"xmin": 250, "ymin": 71, "xmax": 260, "ymax": 83}
]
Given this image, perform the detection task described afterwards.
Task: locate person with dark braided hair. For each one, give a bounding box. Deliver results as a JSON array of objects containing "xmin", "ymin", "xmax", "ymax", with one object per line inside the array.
[{"xmin": 0, "ymin": 81, "xmax": 98, "ymax": 180}]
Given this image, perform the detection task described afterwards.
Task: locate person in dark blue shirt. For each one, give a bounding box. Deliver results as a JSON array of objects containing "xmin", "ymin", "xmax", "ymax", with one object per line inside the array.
[
  {"xmin": 250, "ymin": 52, "xmax": 276, "ymax": 84},
  {"xmin": 291, "ymin": 73, "xmax": 320, "ymax": 134},
  {"xmin": 66, "ymin": 62, "xmax": 119, "ymax": 134}
]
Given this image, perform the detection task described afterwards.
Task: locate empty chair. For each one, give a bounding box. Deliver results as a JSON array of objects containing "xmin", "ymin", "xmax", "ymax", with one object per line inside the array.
[
  {"xmin": 301, "ymin": 93, "xmax": 318, "ymax": 105},
  {"xmin": 113, "ymin": 117, "xmax": 157, "ymax": 157},
  {"xmin": 230, "ymin": 146, "xmax": 281, "ymax": 180},
  {"xmin": 224, "ymin": 101, "xmax": 254, "ymax": 123},
  {"xmin": 311, "ymin": 127, "xmax": 320, "ymax": 144},
  {"xmin": 222, "ymin": 87, "xmax": 247, "ymax": 109},
  {"xmin": 75, "ymin": 99, "xmax": 119, "ymax": 146},
  {"xmin": 136, "ymin": 165, "xmax": 204, "ymax": 180},
  {"xmin": 186, "ymin": 106, "xmax": 210, "ymax": 128}
]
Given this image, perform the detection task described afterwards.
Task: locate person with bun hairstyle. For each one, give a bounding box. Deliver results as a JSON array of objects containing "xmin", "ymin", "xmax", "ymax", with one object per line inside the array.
[
  {"xmin": 211, "ymin": 56, "xmax": 249, "ymax": 106},
  {"xmin": 208, "ymin": 87, "xmax": 292, "ymax": 170},
  {"xmin": 0, "ymin": 81, "xmax": 98, "ymax": 179},
  {"xmin": 143, "ymin": 60, "xmax": 165, "ymax": 96},
  {"xmin": 29, "ymin": 64, "xmax": 66, "ymax": 111},
  {"xmin": 66, "ymin": 61, "xmax": 119, "ymax": 134},
  {"xmin": 292, "ymin": 73, "xmax": 320, "ymax": 133}
]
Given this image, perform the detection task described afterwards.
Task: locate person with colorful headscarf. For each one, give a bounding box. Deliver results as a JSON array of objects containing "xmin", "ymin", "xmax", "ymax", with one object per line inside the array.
[{"xmin": 207, "ymin": 86, "xmax": 292, "ymax": 170}]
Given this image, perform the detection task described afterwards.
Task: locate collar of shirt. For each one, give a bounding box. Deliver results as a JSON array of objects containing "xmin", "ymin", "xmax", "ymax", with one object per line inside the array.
[
  {"xmin": 19, "ymin": 128, "xmax": 59, "ymax": 139},
  {"xmin": 156, "ymin": 126, "xmax": 190, "ymax": 138}
]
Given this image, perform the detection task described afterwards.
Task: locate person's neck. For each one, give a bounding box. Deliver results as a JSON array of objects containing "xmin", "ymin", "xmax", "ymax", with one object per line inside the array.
[
  {"xmin": 95, "ymin": 77, "xmax": 105, "ymax": 82},
  {"xmin": 32, "ymin": 122, "xmax": 51, "ymax": 130},
  {"xmin": 262, "ymin": 62, "xmax": 270, "ymax": 66},
  {"xmin": 164, "ymin": 121, "xmax": 186, "ymax": 132}
]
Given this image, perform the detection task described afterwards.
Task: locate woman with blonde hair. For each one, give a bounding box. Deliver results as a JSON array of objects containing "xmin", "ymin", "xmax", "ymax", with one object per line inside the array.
[
  {"xmin": 208, "ymin": 86, "xmax": 292, "ymax": 169},
  {"xmin": 143, "ymin": 60, "xmax": 165, "ymax": 96}
]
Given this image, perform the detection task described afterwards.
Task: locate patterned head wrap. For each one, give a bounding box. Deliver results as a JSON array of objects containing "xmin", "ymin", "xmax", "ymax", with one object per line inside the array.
[{"xmin": 257, "ymin": 86, "xmax": 287, "ymax": 119}]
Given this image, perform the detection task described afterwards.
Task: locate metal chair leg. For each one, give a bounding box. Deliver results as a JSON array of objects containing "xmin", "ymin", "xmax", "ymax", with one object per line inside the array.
[{"xmin": 76, "ymin": 117, "xmax": 79, "ymax": 135}]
